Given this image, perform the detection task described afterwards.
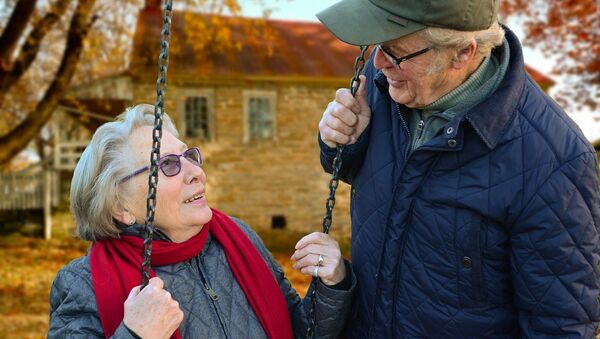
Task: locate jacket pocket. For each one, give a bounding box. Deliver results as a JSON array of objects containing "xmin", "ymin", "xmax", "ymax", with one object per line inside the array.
[{"xmin": 455, "ymin": 210, "xmax": 486, "ymax": 307}]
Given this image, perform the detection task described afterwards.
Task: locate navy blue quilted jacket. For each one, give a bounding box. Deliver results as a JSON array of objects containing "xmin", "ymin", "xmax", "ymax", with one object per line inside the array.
[{"xmin": 319, "ymin": 27, "xmax": 600, "ymax": 338}]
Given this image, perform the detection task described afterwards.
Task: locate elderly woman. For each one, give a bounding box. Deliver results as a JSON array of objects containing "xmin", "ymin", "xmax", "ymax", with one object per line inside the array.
[{"xmin": 48, "ymin": 104, "xmax": 354, "ymax": 338}]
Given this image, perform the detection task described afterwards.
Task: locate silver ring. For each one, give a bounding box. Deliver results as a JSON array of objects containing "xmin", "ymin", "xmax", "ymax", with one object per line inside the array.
[
  {"xmin": 313, "ymin": 265, "xmax": 319, "ymax": 278},
  {"xmin": 317, "ymin": 254, "xmax": 324, "ymax": 266}
]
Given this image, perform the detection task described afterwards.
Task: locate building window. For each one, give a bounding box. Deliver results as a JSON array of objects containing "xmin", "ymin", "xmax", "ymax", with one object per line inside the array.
[
  {"xmin": 184, "ymin": 96, "xmax": 211, "ymax": 140},
  {"xmin": 243, "ymin": 90, "xmax": 276, "ymax": 142}
]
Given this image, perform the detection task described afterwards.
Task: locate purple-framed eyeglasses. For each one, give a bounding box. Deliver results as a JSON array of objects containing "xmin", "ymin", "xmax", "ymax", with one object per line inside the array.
[
  {"xmin": 378, "ymin": 44, "xmax": 433, "ymax": 68},
  {"xmin": 120, "ymin": 147, "xmax": 203, "ymax": 183}
]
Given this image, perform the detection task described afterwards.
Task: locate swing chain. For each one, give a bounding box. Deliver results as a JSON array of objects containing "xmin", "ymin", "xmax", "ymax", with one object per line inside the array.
[
  {"xmin": 321, "ymin": 45, "xmax": 367, "ymax": 235},
  {"xmin": 141, "ymin": 0, "xmax": 173, "ymax": 289},
  {"xmin": 305, "ymin": 45, "xmax": 368, "ymax": 339}
]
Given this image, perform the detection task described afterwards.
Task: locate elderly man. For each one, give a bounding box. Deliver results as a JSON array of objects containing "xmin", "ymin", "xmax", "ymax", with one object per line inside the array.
[{"xmin": 317, "ymin": 0, "xmax": 600, "ymax": 337}]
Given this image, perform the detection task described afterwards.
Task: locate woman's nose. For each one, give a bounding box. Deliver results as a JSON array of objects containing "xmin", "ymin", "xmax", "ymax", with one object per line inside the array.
[{"xmin": 182, "ymin": 158, "xmax": 205, "ymax": 184}]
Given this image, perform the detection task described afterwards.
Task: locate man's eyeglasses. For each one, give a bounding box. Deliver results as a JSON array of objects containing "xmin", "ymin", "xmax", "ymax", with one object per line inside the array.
[
  {"xmin": 378, "ymin": 44, "xmax": 433, "ymax": 68},
  {"xmin": 120, "ymin": 147, "xmax": 203, "ymax": 183}
]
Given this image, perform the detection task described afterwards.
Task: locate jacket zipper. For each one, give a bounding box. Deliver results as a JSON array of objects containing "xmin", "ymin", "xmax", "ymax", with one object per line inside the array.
[
  {"xmin": 389, "ymin": 153, "xmax": 443, "ymax": 335},
  {"xmin": 368, "ymin": 103, "xmax": 414, "ymax": 337},
  {"xmin": 383, "ymin": 104, "xmax": 445, "ymax": 335},
  {"xmin": 195, "ymin": 260, "xmax": 231, "ymax": 339},
  {"xmin": 413, "ymin": 118, "xmax": 425, "ymax": 151},
  {"xmin": 204, "ymin": 282, "xmax": 219, "ymax": 301},
  {"xmin": 396, "ymin": 103, "xmax": 411, "ymax": 149},
  {"xmin": 390, "ymin": 202, "xmax": 414, "ymax": 336}
]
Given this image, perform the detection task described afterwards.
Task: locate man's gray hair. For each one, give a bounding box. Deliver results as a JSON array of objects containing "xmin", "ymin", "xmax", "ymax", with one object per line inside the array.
[
  {"xmin": 70, "ymin": 104, "xmax": 178, "ymax": 241},
  {"xmin": 421, "ymin": 21, "xmax": 505, "ymax": 60}
]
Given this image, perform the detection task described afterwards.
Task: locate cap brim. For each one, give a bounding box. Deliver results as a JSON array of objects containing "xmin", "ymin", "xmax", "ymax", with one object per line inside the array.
[{"xmin": 316, "ymin": 0, "xmax": 426, "ymax": 46}]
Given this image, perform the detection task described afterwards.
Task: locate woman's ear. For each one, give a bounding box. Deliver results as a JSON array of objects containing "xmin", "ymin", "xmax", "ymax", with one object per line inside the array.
[
  {"xmin": 112, "ymin": 209, "xmax": 136, "ymax": 226},
  {"xmin": 452, "ymin": 38, "xmax": 478, "ymax": 69}
]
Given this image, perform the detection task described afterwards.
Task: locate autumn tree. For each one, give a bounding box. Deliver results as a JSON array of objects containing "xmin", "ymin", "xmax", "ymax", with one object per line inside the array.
[
  {"xmin": 0, "ymin": 0, "xmax": 270, "ymax": 167},
  {"xmin": 0, "ymin": 0, "xmax": 116, "ymax": 167},
  {"xmin": 501, "ymin": 0, "xmax": 599, "ymax": 111}
]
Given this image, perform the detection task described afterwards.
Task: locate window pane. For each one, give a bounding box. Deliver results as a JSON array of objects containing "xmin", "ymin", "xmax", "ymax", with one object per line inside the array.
[
  {"xmin": 248, "ymin": 96, "xmax": 273, "ymax": 140},
  {"xmin": 185, "ymin": 96, "xmax": 210, "ymax": 140}
]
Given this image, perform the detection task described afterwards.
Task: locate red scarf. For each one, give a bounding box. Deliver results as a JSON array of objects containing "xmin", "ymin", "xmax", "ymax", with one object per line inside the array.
[{"xmin": 90, "ymin": 208, "xmax": 293, "ymax": 339}]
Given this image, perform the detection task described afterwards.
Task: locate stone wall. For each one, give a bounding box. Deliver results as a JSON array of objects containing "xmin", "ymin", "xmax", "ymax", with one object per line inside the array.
[{"xmin": 132, "ymin": 80, "xmax": 352, "ymax": 239}]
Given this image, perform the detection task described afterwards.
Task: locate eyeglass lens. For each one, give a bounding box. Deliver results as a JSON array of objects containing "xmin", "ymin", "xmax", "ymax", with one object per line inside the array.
[
  {"xmin": 159, "ymin": 148, "xmax": 202, "ymax": 177},
  {"xmin": 183, "ymin": 148, "xmax": 202, "ymax": 166}
]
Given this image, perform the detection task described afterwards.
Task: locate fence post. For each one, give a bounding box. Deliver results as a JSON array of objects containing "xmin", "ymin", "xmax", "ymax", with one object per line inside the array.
[{"xmin": 44, "ymin": 168, "xmax": 52, "ymax": 240}]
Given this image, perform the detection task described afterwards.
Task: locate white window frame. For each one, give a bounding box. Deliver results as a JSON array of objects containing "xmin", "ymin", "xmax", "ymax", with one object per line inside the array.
[
  {"xmin": 242, "ymin": 90, "xmax": 277, "ymax": 143},
  {"xmin": 178, "ymin": 89, "xmax": 215, "ymax": 141}
]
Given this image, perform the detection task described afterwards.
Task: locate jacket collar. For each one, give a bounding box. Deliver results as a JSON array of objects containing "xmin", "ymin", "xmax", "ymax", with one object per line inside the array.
[
  {"xmin": 462, "ymin": 25, "xmax": 525, "ymax": 149},
  {"xmin": 374, "ymin": 25, "xmax": 527, "ymax": 150}
]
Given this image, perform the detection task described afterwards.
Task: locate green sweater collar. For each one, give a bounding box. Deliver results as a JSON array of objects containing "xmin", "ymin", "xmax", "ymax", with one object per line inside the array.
[{"xmin": 421, "ymin": 53, "xmax": 498, "ymax": 116}]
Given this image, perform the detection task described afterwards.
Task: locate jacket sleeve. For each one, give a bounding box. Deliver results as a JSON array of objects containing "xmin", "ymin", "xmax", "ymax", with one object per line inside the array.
[
  {"xmin": 511, "ymin": 151, "xmax": 600, "ymax": 337},
  {"xmin": 233, "ymin": 218, "xmax": 356, "ymax": 338},
  {"xmin": 319, "ymin": 130, "xmax": 370, "ymax": 185},
  {"xmin": 48, "ymin": 262, "xmax": 135, "ymax": 339}
]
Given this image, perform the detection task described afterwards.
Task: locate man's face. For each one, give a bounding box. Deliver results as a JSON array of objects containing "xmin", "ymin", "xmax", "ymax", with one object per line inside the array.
[{"xmin": 374, "ymin": 33, "xmax": 453, "ymax": 108}]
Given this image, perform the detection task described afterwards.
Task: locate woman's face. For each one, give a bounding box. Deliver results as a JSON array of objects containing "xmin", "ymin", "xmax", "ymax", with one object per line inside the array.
[{"xmin": 123, "ymin": 126, "xmax": 212, "ymax": 242}]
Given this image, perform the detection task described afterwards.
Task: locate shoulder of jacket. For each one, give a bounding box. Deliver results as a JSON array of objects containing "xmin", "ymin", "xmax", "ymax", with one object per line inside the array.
[
  {"xmin": 56, "ymin": 255, "xmax": 91, "ymax": 280},
  {"xmin": 227, "ymin": 216, "xmax": 258, "ymax": 241},
  {"xmin": 516, "ymin": 79, "xmax": 594, "ymax": 157},
  {"xmin": 225, "ymin": 216, "xmax": 273, "ymax": 261},
  {"xmin": 51, "ymin": 255, "xmax": 95, "ymax": 306}
]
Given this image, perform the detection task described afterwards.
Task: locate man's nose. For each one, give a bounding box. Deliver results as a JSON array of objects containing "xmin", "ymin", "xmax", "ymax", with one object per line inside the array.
[{"xmin": 373, "ymin": 46, "xmax": 393, "ymax": 69}]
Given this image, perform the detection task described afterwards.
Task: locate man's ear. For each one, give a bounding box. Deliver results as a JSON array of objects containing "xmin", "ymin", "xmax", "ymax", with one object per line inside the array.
[
  {"xmin": 452, "ymin": 38, "xmax": 478, "ymax": 69},
  {"xmin": 112, "ymin": 209, "xmax": 136, "ymax": 225}
]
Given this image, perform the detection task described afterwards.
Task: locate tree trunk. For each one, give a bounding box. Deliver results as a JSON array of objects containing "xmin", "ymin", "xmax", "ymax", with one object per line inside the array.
[{"xmin": 0, "ymin": 0, "xmax": 97, "ymax": 166}]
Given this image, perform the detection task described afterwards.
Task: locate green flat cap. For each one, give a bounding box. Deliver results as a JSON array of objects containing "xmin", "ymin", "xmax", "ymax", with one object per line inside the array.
[{"xmin": 317, "ymin": 0, "xmax": 499, "ymax": 45}]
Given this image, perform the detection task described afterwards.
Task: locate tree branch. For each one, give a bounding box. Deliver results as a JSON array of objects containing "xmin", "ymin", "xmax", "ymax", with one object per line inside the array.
[
  {"xmin": 0, "ymin": 0, "xmax": 71, "ymax": 93},
  {"xmin": 0, "ymin": 0, "xmax": 97, "ymax": 165},
  {"xmin": 0, "ymin": 0, "xmax": 38, "ymax": 72}
]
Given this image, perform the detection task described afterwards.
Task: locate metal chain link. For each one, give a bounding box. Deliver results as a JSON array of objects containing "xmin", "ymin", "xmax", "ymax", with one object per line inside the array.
[
  {"xmin": 305, "ymin": 45, "xmax": 369, "ymax": 339},
  {"xmin": 141, "ymin": 0, "xmax": 173, "ymax": 289}
]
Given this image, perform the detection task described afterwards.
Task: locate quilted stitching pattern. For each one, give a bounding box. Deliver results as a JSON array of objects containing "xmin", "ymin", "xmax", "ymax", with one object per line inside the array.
[{"xmin": 321, "ymin": 27, "xmax": 600, "ymax": 338}]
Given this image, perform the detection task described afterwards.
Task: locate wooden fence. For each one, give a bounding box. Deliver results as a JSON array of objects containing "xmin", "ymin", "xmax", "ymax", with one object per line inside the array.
[
  {"xmin": 0, "ymin": 167, "xmax": 44, "ymax": 210},
  {"xmin": 0, "ymin": 165, "xmax": 56, "ymax": 238}
]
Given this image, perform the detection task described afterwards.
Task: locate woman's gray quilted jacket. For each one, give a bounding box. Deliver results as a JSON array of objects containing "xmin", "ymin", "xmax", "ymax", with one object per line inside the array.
[{"xmin": 48, "ymin": 218, "xmax": 355, "ymax": 338}]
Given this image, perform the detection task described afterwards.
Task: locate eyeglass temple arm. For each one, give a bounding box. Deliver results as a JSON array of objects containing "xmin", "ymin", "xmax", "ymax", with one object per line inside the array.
[{"xmin": 120, "ymin": 166, "xmax": 150, "ymax": 183}]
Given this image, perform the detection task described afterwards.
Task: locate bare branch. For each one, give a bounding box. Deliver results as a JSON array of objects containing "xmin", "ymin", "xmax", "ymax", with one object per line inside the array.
[
  {"xmin": 0, "ymin": 0, "xmax": 97, "ymax": 165},
  {"xmin": 0, "ymin": 0, "xmax": 71, "ymax": 94}
]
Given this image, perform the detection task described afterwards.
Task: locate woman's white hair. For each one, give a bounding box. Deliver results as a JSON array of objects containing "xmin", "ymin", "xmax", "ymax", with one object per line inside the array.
[
  {"xmin": 419, "ymin": 21, "xmax": 505, "ymax": 73},
  {"xmin": 70, "ymin": 104, "xmax": 178, "ymax": 241}
]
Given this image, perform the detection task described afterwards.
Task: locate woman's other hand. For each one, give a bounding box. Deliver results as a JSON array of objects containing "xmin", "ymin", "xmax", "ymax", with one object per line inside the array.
[
  {"xmin": 291, "ymin": 232, "xmax": 346, "ymax": 286},
  {"xmin": 123, "ymin": 277, "xmax": 184, "ymax": 339}
]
